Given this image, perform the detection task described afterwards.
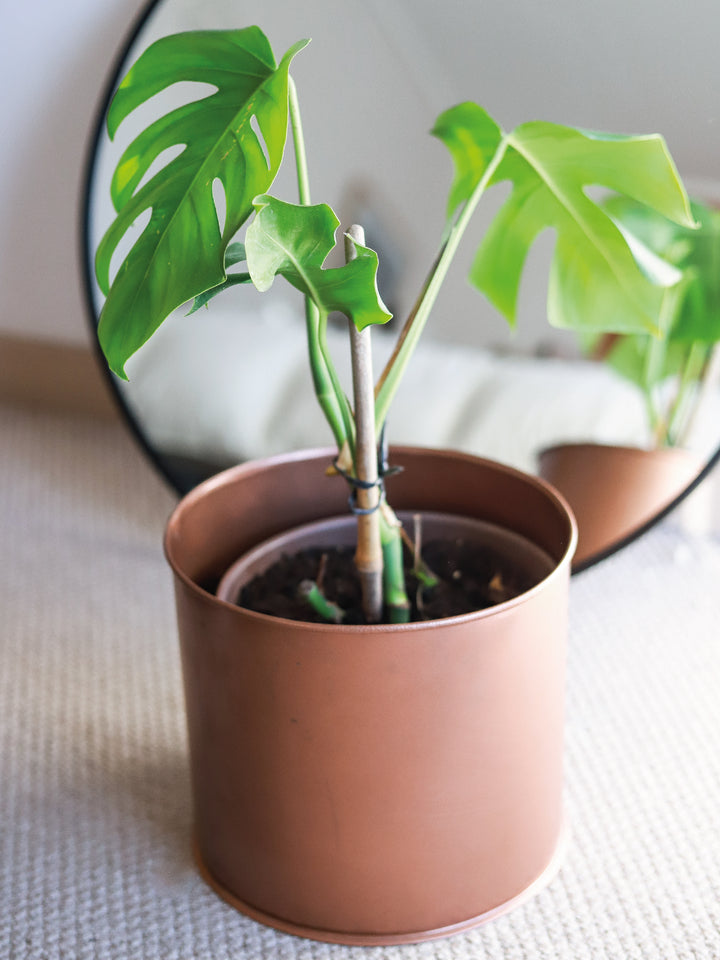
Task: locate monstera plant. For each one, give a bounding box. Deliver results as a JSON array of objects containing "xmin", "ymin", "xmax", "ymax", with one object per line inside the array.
[
  {"xmin": 95, "ymin": 25, "xmax": 694, "ymax": 623},
  {"xmin": 588, "ymin": 196, "xmax": 720, "ymax": 448}
]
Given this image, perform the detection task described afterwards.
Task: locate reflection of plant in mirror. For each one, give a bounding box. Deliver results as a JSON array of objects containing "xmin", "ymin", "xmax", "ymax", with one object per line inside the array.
[
  {"xmin": 95, "ymin": 25, "xmax": 695, "ymax": 623},
  {"xmin": 588, "ymin": 198, "xmax": 720, "ymax": 448}
]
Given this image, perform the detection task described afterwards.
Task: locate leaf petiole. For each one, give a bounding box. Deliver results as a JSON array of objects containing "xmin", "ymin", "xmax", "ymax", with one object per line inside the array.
[
  {"xmin": 374, "ymin": 135, "xmax": 509, "ymax": 433},
  {"xmin": 288, "ymin": 77, "xmax": 352, "ymax": 453},
  {"xmin": 297, "ymin": 580, "xmax": 345, "ymax": 623}
]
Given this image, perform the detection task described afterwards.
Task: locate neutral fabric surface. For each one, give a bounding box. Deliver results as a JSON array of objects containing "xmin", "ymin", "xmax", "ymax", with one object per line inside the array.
[
  {"xmin": 120, "ymin": 305, "xmax": 656, "ymax": 474},
  {"xmin": 2, "ymin": 402, "xmax": 720, "ymax": 959}
]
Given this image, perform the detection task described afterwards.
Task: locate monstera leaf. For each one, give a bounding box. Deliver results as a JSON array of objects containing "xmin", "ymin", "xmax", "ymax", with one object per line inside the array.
[
  {"xmin": 95, "ymin": 27, "xmax": 308, "ymax": 377},
  {"xmin": 433, "ymin": 103, "xmax": 696, "ymax": 336},
  {"xmin": 431, "ymin": 103, "xmax": 503, "ymax": 230},
  {"xmin": 603, "ymin": 196, "xmax": 720, "ymax": 344},
  {"xmin": 246, "ymin": 196, "xmax": 392, "ymax": 330}
]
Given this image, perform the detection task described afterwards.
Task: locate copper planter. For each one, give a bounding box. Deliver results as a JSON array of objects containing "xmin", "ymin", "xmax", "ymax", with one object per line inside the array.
[
  {"xmin": 164, "ymin": 447, "xmax": 577, "ymax": 945},
  {"xmin": 538, "ymin": 442, "xmax": 699, "ymax": 567}
]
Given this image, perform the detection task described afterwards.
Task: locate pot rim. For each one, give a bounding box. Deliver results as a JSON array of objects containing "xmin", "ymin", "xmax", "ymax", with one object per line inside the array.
[
  {"xmin": 538, "ymin": 440, "xmax": 700, "ymax": 460},
  {"xmin": 164, "ymin": 445, "xmax": 578, "ymax": 634}
]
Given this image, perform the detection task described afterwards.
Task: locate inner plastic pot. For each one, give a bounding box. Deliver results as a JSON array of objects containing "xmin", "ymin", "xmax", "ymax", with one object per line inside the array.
[
  {"xmin": 216, "ymin": 511, "xmax": 556, "ymax": 615},
  {"xmin": 164, "ymin": 447, "xmax": 577, "ymax": 945}
]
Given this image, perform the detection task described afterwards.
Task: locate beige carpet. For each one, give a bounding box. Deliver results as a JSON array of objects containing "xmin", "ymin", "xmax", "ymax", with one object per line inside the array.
[{"xmin": 2, "ymin": 401, "xmax": 719, "ymax": 959}]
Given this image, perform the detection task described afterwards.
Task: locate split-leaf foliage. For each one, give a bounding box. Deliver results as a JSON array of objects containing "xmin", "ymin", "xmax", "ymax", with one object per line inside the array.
[
  {"xmin": 96, "ymin": 25, "xmax": 697, "ymax": 620},
  {"xmin": 586, "ymin": 197, "xmax": 720, "ymax": 446}
]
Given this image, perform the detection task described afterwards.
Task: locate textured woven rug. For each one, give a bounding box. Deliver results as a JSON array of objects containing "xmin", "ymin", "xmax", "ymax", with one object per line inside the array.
[{"xmin": 2, "ymin": 402, "xmax": 719, "ymax": 959}]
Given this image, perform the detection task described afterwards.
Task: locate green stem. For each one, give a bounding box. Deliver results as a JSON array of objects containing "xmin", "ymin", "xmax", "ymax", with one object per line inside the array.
[
  {"xmin": 305, "ymin": 318, "xmax": 348, "ymax": 449},
  {"xmin": 646, "ymin": 281, "xmax": 685, "ymax": 446},
  {"xmin": 374, "ymin": 136, "xmax": 509, "ymax": 434},
  {"xmin": 665, "ymin": 341, "xmax": 708, "ymax": 447},
  {"xmin": 643, "ymin": 329, "xmax": 667, "ymax": 445},
  {"xmin": 677, "ymin": 342, "xmax": 720, "ymax": 449},
  {"xmin": 318, "ymin": 310, "xmax": 356, "ymax": 455},
  {"xmin": 399, "ymin": 515, "xmax": 439, "ymax": 588},
  {"xmin": 380, "ymin": 506, "xmax": 411, "ymax": 623},
  {"xmin": 297, "ymin": 580, "xmax": 345, "ymax": 623},
  {"xmin": 289, "ymin": 78, "xmax": 311, "ymax": 206},
  {"xmin": 288, "ymin": 76, "xmax": 349, "ymax": 451}
]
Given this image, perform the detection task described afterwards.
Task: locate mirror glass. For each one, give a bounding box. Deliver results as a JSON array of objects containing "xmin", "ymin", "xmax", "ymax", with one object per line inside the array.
[{"xmin": 82, "ymin": 0, "xmax": 720, "ymax": 570}]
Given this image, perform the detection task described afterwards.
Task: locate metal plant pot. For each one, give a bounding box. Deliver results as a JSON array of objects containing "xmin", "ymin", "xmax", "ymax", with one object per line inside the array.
[{"xmin": 164, "ymin": 447, "xmax": 577, "ymax": 945}]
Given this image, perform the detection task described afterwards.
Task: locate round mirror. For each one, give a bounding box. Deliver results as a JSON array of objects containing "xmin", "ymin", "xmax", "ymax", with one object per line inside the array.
[{"xmin": 81, "ymin": 0, "xmax": 720, "ymax": 571}]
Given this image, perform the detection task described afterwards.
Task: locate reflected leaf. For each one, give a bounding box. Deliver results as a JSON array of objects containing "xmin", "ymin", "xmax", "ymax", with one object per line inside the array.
[{"xmin": 434, "ymin": 104, "xmax": 695, "ymax": 336}]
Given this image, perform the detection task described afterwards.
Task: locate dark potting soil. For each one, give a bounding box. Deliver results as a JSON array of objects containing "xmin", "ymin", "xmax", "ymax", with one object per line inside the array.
[{"xmin": 238, "ymin": 537, "xmax": 539, "ymax": 625}]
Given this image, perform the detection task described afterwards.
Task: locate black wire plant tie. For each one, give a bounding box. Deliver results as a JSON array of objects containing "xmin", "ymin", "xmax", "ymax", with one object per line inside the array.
[{"xmin": 333, "ymin": 426, "xmax": 404, "ymax": 516}]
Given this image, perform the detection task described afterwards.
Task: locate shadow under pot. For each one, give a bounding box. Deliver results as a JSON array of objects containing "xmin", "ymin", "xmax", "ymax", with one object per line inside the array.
[{"xmin": 164, "ymin": 446, "xmax": 577, "ymax": 946}]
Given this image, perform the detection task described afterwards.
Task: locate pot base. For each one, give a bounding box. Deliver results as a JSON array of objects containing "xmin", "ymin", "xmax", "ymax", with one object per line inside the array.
[{"xmin": 192, "ymin": 819, "xmax": 569, "ymax": 946}]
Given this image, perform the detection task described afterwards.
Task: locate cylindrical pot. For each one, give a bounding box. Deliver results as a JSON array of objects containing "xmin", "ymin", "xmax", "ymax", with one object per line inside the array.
[
  {"xmin": 164, "ymin": 446, "xmax": 577, "ymax": 945},
  {"xmin": 538, "ymin": 442, "xmax": 700, "ymax": 568}
]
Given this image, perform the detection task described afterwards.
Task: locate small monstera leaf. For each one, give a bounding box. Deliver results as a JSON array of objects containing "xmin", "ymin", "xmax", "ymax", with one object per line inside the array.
[
  {"xmin": 246, "ymin": 196, "xmax": 392, "ymax": 329},
  {"xmin": 95, "ymin": 27, "xmax": 308, "ymax": 377},
  {"xmin": 433, "ymin": 103, "xmax": 696, "ymax": 336}
]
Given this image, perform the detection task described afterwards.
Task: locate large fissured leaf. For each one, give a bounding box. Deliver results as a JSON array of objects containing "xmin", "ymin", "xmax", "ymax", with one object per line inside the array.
[
  {"xmin": 95, "ymin": 27, "xmax": 307, "ymax": 377},
  {"xmin": 433, "ymin": 103, "xmax": 696, "ymax": 336},
  {"xmin": 246, "ymin": 196, "xmax": 392, "ymax": 329}
]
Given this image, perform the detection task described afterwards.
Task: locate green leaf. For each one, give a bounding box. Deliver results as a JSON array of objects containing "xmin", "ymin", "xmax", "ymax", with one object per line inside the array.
[
  {"xmin": 245, "ymin": 195, "xmax": 392, "ymax": 330},
  {"xmin": 597, "ymin": 281, "xmax": 690, "ymax": 391},
  {"xmin": 431, "ymin": 102, "xmax": 503, "ymax": 224},
  {"xmin": 224, "ymin": 241, "xmax": 247, "ymax": 267},
  {"xmin": 186, "ymin": 272, "xmax": 252, "ymax": 314},
  {"xmin": 186, "ymin": 242, "xmax": 250, "ymax": 313},
  {"xmin": 605, "ymin": 196, "xmax": 720, "ymax": 344},
  {"xmin": 436, "ymin": 107, "xmax": 695, "ymax": 335},
  {"xmin": 95, "ymin": 28, "xmax": 308, "ymax": 377}
]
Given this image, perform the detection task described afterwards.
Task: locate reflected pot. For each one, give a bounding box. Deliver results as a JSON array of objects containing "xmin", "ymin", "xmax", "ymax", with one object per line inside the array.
[
  {"xmin": 164, "ymin": 447, "xmax": 577, "ymax": 946},
  {"xmin": 538, "ymin": 442, "xmax": 700, "ymax": 568}
]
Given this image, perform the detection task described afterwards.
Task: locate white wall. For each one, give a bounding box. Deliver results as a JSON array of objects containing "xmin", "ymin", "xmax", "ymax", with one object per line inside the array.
[
  {"xmin": 0, "ymin": 0, "xmax": 147, "ymax": 344},
  {"xmin": 4, "ymin": 0, "xmax": 720, "ymax": 350}
]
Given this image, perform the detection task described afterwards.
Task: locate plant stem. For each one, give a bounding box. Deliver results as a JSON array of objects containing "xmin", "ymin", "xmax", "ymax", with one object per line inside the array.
[
  {"xmin": 677, "ymin": 342, "xmax": 720, "ymax": 448},
  {"xmin": 374, "ymin": 137, "xmax": 509, "ymax": 433},
  {"xmin": 368, "ymin": 137, "xmax": 510, "ymax": 618},
  {"xmin": 404, "ymin": 514, "xmax": 439, "ymax": 588},
  {"xmin": 288, "ymin": 76, "xmax": 349, "ymax": 451},
  {"xmin": 380, "ymin": 505, "xmax": 411, "ymax": 623},
  {"xmin": 304, "ymin": 318, "xmax": 348, "ymax": 450},
  {"xmin": 346, "ymin": 225, "xmax": 384, "ymax": 623},
  {"xmin": 297, "ymin": 580, "xmax": 345, "ymax": 623},
  {"xmin": 665, "ymin": 341, "xmax": 708, "ymax": 447},
  {"xmin": 646, "ymin": 280, "xmax": 684, "ymax": 446},
  {"xmin": 644, "ymin": 329, "xmax": 667, "ymax": 445},
  {"xmin": 288, "ymin": 77, "xmax": 311, "ymax": 206},
  {"xmin": 318, "ymin": 309, "xmax": 357, "ymax": 455}
]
